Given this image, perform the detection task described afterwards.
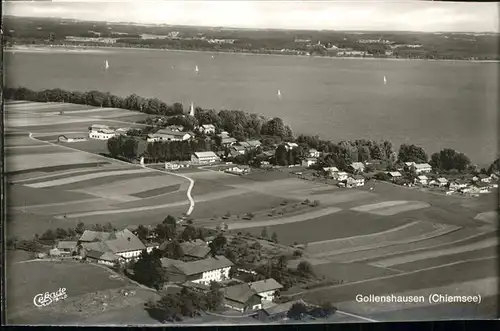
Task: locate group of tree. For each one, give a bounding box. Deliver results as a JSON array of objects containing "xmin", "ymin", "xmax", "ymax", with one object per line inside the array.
[
  {"xmin": 195, "ymin": 108, "xmax": 293, "ymax": 141},
  {"xmin": 287, "ymin": 301, "xmax": 337, "ymax": 320},
  {"xmin": 36, "ymin": 221, "xmax": 114, "ymax": 244},
  {"xmin": 4, "ymin": 87, "xmax": 185, "ymax": 116},
  {"xmin": 144, "ymin": 139, "xmax": 211, "ymax": 162},
  {"xmin": 107, "ymin": 135, "xmax": 140, "ymax": 160},
  {"xmin": 430, "ymin": 148, "xmax": 472, "ymax": 172},
  {"xmin": 132, "ymin": 249, "xmax": 166, "ymax": 290},
  {"xmin": 397, "ymin": 144, "xmax": 429, "ymax": 163},
  {"xmin": 145, "ymin": 283, "xmax": 224, "ymax": 322}
]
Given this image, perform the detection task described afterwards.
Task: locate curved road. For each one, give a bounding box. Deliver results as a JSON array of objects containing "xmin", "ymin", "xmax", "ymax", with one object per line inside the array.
[{"xmin": 26, "ymin": 132, "xmax": 196, "ymax": 216}]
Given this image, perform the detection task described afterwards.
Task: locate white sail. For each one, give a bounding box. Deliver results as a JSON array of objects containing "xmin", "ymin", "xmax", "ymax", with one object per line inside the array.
[
  {"xmin": 211, "ymin": 55, "xmax": 214, "ymax": 59},
  {"xmin": 195, "ymin": 65, "xmax": 199, "ymax": 73},
  {"xmin": 105, "ymin": 60, "xmax": 109, "ymax": 69},
  {"xmin": 383, "ymin": 76, "xmax": 387, "ymax": 84}
]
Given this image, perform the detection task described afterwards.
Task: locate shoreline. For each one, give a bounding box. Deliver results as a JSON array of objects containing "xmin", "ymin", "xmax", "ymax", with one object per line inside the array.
[{"xmin": 5, "ymin": 44, "xmax": 499, "ymax": 63}]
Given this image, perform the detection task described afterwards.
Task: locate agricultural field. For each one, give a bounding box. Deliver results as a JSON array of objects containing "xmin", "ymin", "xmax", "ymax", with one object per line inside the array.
[
  {"xmin": 4, "ymin": 101, "xmax": 499, "ymax": 321},
  {"xmin": 6, "ymin": 260, "xmax": 154, "ymax": 325}
]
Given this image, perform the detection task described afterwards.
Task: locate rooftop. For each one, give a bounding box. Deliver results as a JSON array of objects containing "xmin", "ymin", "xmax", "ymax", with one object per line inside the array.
[
  {"xmin": 414, "ymin": 163, "xmax": 432, "ymax": 169},
  {"xmin": 152, "ymin": 129, "xmax": 190, "ymax": 137},
  {"xmin": 249, "ymin": 278, "xmax": 283, "ymax": 293},
  {"xmin": 79, "ymin": 230, "xmax": 113, "ymax": 242},
  {"xmin": 163, "ymin": 255, "xmax": 233, "ymax": 276},
  {"xmin": 194, "ymin": 151, "xmax": 219, "ymax": 158},
  {"xmin": 57, "ymin": 241, "xmax": 78, "ymax": 250},
  {"xmin": 180, "ymin": 239, "xmax": 211, "ymax": 259},
  {"xmin": 223, "ymin": 283, "xmax": 260, "ymax": 304}
]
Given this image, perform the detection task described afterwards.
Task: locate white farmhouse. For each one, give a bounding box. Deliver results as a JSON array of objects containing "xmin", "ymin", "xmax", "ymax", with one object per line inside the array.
[
  {"xmin": 162, "ymin": 256, "xmax": 233, "ymax": 285},
  {"xmin": 191, "ymin": 151, "xmax": 221, "ymax": 164},
  {"xmin": 249, "ymin": 278, "xmax": 283, "ymax": 303},
  {"xmin": 147, "ymin": 129, "xmax": 191, "ymax": 142},
  {"xmin": 89, "ymin": 124, "xmax": 116, "ymax": 140},
  {"xmin": 200, "ymin": 124, "xmax": 216, "ymax": 134}
]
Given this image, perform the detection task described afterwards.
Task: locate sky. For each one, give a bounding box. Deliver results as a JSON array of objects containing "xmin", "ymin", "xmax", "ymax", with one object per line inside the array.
[{"xmin": 3, "ymin": 0, "xmax": 499, "ymax": 33}]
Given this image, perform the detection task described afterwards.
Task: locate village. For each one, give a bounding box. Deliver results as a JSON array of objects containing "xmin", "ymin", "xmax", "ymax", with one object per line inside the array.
[
  {"xmin": 6, "ymin": 98, "xmax": 499, "ymax": 324},
  {"xmin": 70, "ymin": 121, "xmax": 500, "ymax": 198}
]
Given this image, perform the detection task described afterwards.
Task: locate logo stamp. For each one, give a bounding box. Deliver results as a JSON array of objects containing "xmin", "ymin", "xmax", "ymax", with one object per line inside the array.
[{"xmin": 33, "ymin": 288, "xmax": 68, "ymax": 307}]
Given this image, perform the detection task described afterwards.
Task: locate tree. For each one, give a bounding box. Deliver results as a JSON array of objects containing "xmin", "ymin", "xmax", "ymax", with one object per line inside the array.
[
  {"xmin": 163, "ymin": 215, "xmax": 177, "ymax": 229},
  {"xmin": 271, "ymin": 232, "xmax": 278, "ymax": 243},
  {"xmin": 397, "ymin": 144, "xmax": 428, "ymax": 163},
  {"xmin": 55, "ymin": 228, "xmax": 68, "ymax": 239},
  {"xmin": 297, "ymin": 261, "xmax": 313, "ymax": 276},
  {"xmin": 209, "ymin": 234, "xmax": 227, "ymax": 255},
  {"xmin": 40, "ymin": 229, "xmax": 56, "ymax": 242},
  {"xmin": 136, "ymin": 225, "xmax": 150, "ymax": 242},
  {"xmin": 181, "ymin": 225, "xmax": 197, "ymax": 242},
  {"xmin": 107, "ymin": 137, "xmax": 121, "ymax": 157},
  {"xmin": 75, "ymin": 221, "xmax": 86, "ymax": 235},
  {"xmin": 287, "ymin": 302, "xmax": 308, "ymax": 320},
  {"xmin": 265, "ymin": 117, "xmax": 286, "ymax": 137},
  {"xmin": 133, "ymin": 250, "xmax": 165, "ymax": 289},
  {"xmin": 261, "ymin": 227, "xmax": 269, "ymax": 238},
  {"xmin": 430, "ymin": 148, "xmax": 471, "ymax": 172}
]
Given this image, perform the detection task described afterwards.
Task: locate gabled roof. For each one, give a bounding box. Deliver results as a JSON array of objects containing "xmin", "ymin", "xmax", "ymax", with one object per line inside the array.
[
  {"xmin": 82, "ymin": 241, "xmax": 111, "ymax": 253},
  {"xmin": 79, "ymin": 230, "xmax": 113, "ymax": 242},
  {"xmin": 194, "ymin": 151, "xmax": 219, "ymax": 158},
  {"xmin": 417, "ymin": 175, "xmax": 428, "ymax": 180},
  {"xmin": 85, "ymin": 250, "xmax": 106, "ymax": 259},
  {"xmin": 105, "ymin": 230, "xmax": 146, "ymax": 253},
  {"xmin": 263, "ymin": 299, "xmax": 308, "ymax": 316},
  {"xmin": 350, "ymin": 162, "xmax": 365, "ymax": 170},
  {"xmin": 164, "ymin": 255, "xmax": 233, "ymax": 276},
  {"xmin": 249, "ymin": 278, "xmax": 283, "ymax": 293},
  {"xmin": 437, "ymin": 177, "xmax": 448, "ymax": 183},
  {"xmin": 337, "ymin": 171, "xmax": 348, "ymax": 176},
  {"xmin": 388, "ymin": 171, "xmax": 402, "ymax": 177},
  {"xmin": 57, "ymin": 241, "xmax": 77, "ymax": 250},
  {"xmin": 353, "ymin": 175, "xmax": 365, "ymax": 180},
  {"xmin": 223, "ymin": 283, "xmax": 261, "ymax": 304},
  {"xmin": 180, "ymin": 239, "xmax": 211, "ymax": 259},
  {"xmin": 100, "ymin": 252, "xmax": 120, "ymax": 262},
  {"xmin": 323, "ymin": 167, "xmax": 339, "ymax": 172},
  {"xmin": 202, "ymin": 124, "xmax": 215, "ymax": 129},
  {"xmin": 153, "ymin": 129, "xmax": 190, "ymax": 137},
  {"xmin": 221, "ymin": 137, "xmax": 237, "ymax": 144},
  {"xmin": 246, "ymin": 140, "xmax": 262, "ymax": 147},
  {"xmin": 414, "ymin": 163, "xmax": 432, "ymax": 169}
]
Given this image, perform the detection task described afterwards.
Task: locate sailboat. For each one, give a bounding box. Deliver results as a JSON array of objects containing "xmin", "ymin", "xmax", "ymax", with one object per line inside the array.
[
  {"xmin": 211, "ymin": 55, "xmax": 214, "ymax": 59},
  {"xmin": 383, "ymin": 75, "xmax": 387, "ymax": 85},
  {"xmin": 195, "ymin": 65, "xmax": 199, "ymax": 73},
  {"xmin": 277, "ymin": 89, "xmax": 282, "ymax": 98},
  {"xmin": 105, "ymin": 60, "xmax": 110, "ymax": 70}
]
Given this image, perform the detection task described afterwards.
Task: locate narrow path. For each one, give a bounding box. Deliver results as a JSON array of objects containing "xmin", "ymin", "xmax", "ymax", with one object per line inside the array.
[{"xmin": 27, "ymin": 132, "xmax": 196, "ymax": 216}]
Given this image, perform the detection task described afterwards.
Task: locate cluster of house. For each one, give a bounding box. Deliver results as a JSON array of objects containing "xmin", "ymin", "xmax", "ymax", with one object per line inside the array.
[
  {"xmin": 386, "ymin": 162, "xmax": 498, "ymax": 195},
  {"xmin": 49, "ymin": 229, "xmax": 285, "ymax": 314},
  {"xmin": 322, "ymin": 162, "xmax": 366, "ymax": 188},
  {"xmin": 49, "ymin": 229, "xmax": 156, "ymax": 265}
]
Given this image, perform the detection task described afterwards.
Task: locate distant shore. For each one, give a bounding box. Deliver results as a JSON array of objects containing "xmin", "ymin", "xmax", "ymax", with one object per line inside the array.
[{"xmin": 5, "ymin": 44, "xmax": 500, "ymax": 63}]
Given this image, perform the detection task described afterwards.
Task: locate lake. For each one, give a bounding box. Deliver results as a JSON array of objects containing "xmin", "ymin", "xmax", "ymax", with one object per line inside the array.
[{"xmin": 4, "ymin": 48, "xmax": 498, "ymax": 165}]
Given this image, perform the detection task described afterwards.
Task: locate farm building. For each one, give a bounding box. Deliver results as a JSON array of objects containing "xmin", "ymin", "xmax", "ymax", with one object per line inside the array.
[
  {"xmin": 88, "ymin": 124, "xmax": 116, "ymax": 140},
  {"xmin": 191, "ymin": 151, "xmax": 221, "ymax": 164},
  {"xmin": 415, "ymin": 175, "xmax": 428, "ymax": 185},
  {"xmin": 56, "ymin": 241, "xmax": 78, "ymax": 255},
  {"xmin": 231, "ymin": 145, "xmax": 246, "ymax": 155},
  {"xmin": 387, "ymin": 171, "xmax": 403, "ymax": 181},
  {"xmin": 220, "ymin": 137, "xmax": 238, "ymax": 146},
  {"xmin": 308, "ymin": 149, "xmax": 320, "ymax": 158},
  {"xmin": 78, "ymin": 229, "xmax": 146, "ymax": 261},
  {"xmin": 349, "ymin": 162, "xmax": 365, "ymax": 173},
  {"xmin": 222, "ymin": 283, "xmax": 263, "ymax": 312},
  {"xmin": 179, "ymin": 239, "xmax": 212, "ymax": 260},
  {"xmin": 249, "ymin": 278, "xmax": 283, "ymax": 303},
  {"xmin": 413, "ymin": 163, "xmax": 432, "ymax": 174},
  {"xmin": 323, "ymin": 167, "xmax": 339, "ymax": 177},
  {"xmin": 161, "ymin": 255, "xmax": 233, "ymax": 285},
  {"xmin": 225, "ymin": 165, "xmax": 250, "ymax": 174},
  {"xmin": 85, "ymin": 250, "xmax": 122, "ymax": 266},
  {"xmin": 301, "ymin": 158, "xmax": 318, "ymax": 168},
  {"xmin": 57, "ymin": 134, "xmax": 87, "ymax": 143},
  {"xmin": 147, "ymin": 129, "xmax": 191, "ymax": 142},
  {"xmin": 255, "ymin": 299, "xmax": 309, "ymax": 322},
  {"xmin": 335, "ymin": 171, "xmax": 349, "ymax": 181},
  {"xmin": 200, "ymin": 124, "xmax": 216, "ymax": 134}
]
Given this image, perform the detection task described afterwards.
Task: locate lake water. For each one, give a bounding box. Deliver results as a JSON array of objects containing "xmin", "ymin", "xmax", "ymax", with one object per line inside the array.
[{"xmin": 5, "ymin": 48, "xmax": 498, "ymax": 165}]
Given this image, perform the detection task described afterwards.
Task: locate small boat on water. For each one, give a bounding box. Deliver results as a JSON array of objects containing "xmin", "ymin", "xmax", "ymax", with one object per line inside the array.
[
  {"xmin": 383, "ymin": 75, "xmax": 387, "ymax": 85},
  {"xmin": 211, "ymin": 55, "xmax": 214, "ymax": 59},
  {"xmin": 277, "ymin": 89, "xmax": 282, "ymax": 98},
  {"xmin": 105, "ymin": 60, "xmax": 110, "ymax": 70},
  {"xmin": 195, "ymin": 65, "xmax": 199, "ymax": 73}
]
